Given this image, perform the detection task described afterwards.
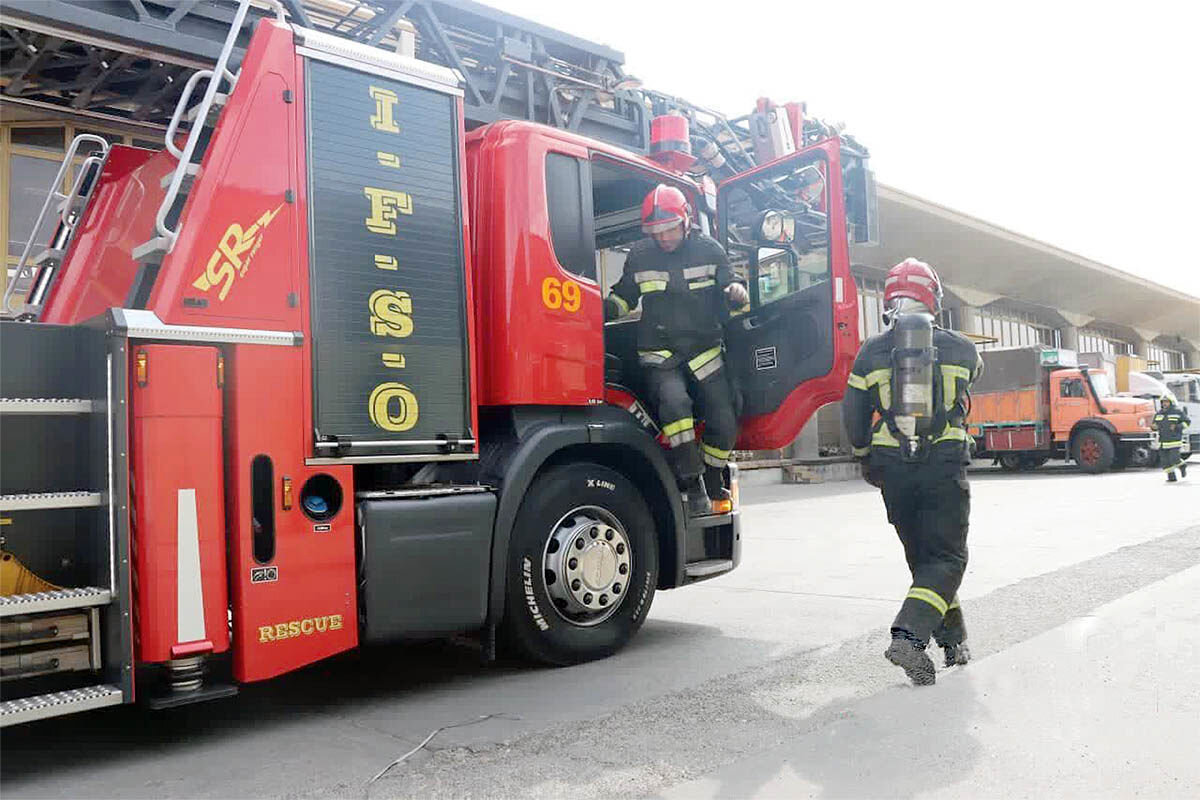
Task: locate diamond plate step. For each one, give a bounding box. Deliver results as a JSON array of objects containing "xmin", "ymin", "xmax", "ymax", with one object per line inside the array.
[
  {"xmin": 0, "ymin": 587, "xmax": 112, "ymax": 618},
  {"xmin": 0, "ymin": 492, "xmax": 103, "ymax": 512},
  {"xmin": 0, "ymin": 684, "xmax": 123, "ymax": 727},
  {"xmin": 0, "ymin": 398, "xmax": 94, "ymax": 414}
]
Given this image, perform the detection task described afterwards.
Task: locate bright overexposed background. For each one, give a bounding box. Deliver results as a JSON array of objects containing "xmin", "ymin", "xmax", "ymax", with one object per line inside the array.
[{"xmin": 499, "ymin": 0, "xmax": 1200, "ymax": 296}]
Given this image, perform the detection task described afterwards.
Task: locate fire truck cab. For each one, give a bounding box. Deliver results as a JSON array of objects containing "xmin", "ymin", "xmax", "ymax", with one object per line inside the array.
[{"xmin": 0, "ymin": 12, "xmax": 866, "ymax": 726}]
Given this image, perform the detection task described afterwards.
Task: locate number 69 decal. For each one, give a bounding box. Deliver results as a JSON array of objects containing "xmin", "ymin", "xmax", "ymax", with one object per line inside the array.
[{"xmin": 542, "ymin": 276, "xmax": 582, "ymax": 312}]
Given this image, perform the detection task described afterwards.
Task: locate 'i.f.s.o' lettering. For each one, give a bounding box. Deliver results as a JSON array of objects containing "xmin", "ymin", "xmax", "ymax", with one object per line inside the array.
[
  {"xmin": 363, "ymin": 83, "xmax": 421, "ymax": 433},
  {"xmin": 368, "ymin": 382, "xmax": 419, "ymax": 432},
  {"xmin": 368, "ymin": 86, "xmax": 400, "ymax": 133},
  {"xmin": 363, "ymin": 186, "xmax": 413, "ymax": 235}
]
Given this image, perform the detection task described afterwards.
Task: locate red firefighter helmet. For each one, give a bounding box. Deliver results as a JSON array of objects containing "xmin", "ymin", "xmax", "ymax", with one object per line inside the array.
[
  {"xmin": 884, "ymin": 258, "xmax": 943, "ymax": 314},
  {"xmin": 641, "ymin": 184, "xmax": 691, "ymax": 234}
]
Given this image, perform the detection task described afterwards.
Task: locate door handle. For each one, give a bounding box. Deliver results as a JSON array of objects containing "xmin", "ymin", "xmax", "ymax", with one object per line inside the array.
[{"xmin": 742, "ymin": 315, "xmax": 763, "ymax": 330}]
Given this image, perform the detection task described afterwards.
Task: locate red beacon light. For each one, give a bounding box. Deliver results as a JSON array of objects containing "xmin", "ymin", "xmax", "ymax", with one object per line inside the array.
[{"xmin": 648, "ymin": 113, "xmax": 696, "ymax": 172}]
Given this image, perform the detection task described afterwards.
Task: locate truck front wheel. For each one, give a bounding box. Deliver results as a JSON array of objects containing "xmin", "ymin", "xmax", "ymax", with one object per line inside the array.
[
  {"xmin": 1073, "ymin": 429, "xmax": 1115, "ymax": 474},
  {"xmin": 500, "ymin": 462, "xmax": 659, "ymax": 665}
]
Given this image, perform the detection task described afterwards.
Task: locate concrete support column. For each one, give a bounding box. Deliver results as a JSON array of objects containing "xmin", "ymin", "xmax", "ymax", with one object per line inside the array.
[
  {"xmin": 1131, "ymin": 337, "xmax": 1152, "ymax": 360},
  {"xmin": 1184, "ymin": 344, "xmax": 1200, "ymax": 370},
  {"xmin": 787, "ymin": 417, "xmax": 821, "ymax": 460},
  {"xmin": 1060, "ymin": 325, "xmax": 1080, "ymax": 351},
  {"xmin": 955, "ymin": 304, "xmax": 980, "ymax": 336}
]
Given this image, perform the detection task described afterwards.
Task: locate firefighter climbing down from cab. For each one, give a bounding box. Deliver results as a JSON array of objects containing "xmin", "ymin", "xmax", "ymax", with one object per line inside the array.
[
  {"xmin": 841, "ymin": 258, "xmax": 983, "ymax": 686},
  {"xmin": 1155, "ymin": 395, "xmax": 1190, "ymax": 482},
  {"xmin": 605, "ymin": 184, "xmax": 749, "ymax": 516}
]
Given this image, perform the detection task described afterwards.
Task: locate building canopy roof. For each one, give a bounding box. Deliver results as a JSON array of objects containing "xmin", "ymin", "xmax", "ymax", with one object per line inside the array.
[{"xmin": 852, "ymin": 185, "xmax": 1200, "ymax": 348}]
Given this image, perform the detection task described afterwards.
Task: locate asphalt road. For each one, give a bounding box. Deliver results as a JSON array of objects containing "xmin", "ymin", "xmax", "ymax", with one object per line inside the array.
[{"xmin": 3, "ymin": 467, "xmax": 1198, "ymax": 799}]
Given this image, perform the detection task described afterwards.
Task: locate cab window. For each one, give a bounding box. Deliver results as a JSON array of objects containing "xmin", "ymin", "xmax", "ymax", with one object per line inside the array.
[
  {"xmin": 545, "ymin": 153, "xmax": 595, "ymax": 280},
  {"xmin": 1061, "ymin": 378, "xmax": 1086, "ymax": 398}
]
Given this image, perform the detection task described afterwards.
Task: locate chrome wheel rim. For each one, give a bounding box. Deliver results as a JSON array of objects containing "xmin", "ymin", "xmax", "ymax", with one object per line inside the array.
[{"xmin": 541, "ymin": 505, "xmax": 632, "ymax": 627}]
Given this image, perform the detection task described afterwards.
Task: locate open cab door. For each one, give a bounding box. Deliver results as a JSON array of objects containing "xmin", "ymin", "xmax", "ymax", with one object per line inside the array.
[{"xmin": 718, "ymin": 139, "xmax": 872, "ymax": 450}]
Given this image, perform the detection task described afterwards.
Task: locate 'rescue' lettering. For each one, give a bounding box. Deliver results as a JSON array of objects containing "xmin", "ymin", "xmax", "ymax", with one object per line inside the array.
[{"xmin": 257, "ymin": 614, "xmax": 344, "ymax": 643}]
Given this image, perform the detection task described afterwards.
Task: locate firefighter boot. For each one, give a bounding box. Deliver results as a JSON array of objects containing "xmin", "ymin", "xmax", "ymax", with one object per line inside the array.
[
  {"xmin": 1181, "ymin": 463, "xmax": 1188, "ymax": 478},
  {"xmin": 943, "ymin": 642, "xmax": 971, "ymax": 667},
  {"xmin": 1167, "ymin": 472, "xmax": 1178, "ymax": 483},
  {"xmin": 885, "ymin": 635, "xmax": 936, "ymax": 686},
  {"xmin": 684, "ymin": 475, "xmax": 713, "ymax": 517}
]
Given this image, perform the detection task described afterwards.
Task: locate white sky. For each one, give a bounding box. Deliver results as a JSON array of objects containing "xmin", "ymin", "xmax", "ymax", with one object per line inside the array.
[{"xmin": 499, "ymin": 0, "xmax": 1200, "ymax": 298}]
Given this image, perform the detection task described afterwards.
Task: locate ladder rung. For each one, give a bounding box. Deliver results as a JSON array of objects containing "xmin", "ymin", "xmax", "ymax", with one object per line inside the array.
[
  {"xmin": 31, "ymin": 248, "xmax": 65, "ymax": 267},
  {"xmin": 0, "ymin": 684, "xmax": 123, "ymax": 727},
  {"xmin": 56, "ymin": 194, "xmax": 88, "ymax": 217},
  {"xmin": 0, "ymin": 492, "xmax": 103, "ymax": 512},
  {"xmin": 0, "ymin": 587, "xmax": 112, "ymax": 617},
  {"xmin": 183, "ymin": 92, "xmax": 228, "ymax": 124},
  {"xmin": 131, "ymin": 237, "xmax": 170, "ymax": 262},
  {"xmin": 161, "ymin": 163, "xmax": 201, "ymax": 191},
  {"xmin": 0, "ymin": 398, "xmax": 94, "ymax": 415}
]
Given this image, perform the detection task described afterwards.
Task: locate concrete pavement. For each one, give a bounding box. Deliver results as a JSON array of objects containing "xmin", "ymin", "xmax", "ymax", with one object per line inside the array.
[
  {"xmin": 2, "ymin": 468, "xmax": 1197, "ymax": 798},
  {"xmin": 663, "ymin": 564, "xmax": 1200, "ymax": 799}
]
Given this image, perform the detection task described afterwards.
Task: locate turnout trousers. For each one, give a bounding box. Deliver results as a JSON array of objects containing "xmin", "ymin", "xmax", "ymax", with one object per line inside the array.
[
  {"xmin": 876, "ymin": 458, "xmax": 971, "ymax": 647},
  {"xmin": 1159, "ymin": 445, "xmax": 1184, "ymax": 478},
  {"xmin": 643, "ymin": 349, "xmax": 738, "ymax": 483}
]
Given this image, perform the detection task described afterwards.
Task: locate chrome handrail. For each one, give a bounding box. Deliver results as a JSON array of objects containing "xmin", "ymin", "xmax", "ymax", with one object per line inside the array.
[{"xmin": 3, "ymin": 134, "xmax": 110, "ymax": 315}]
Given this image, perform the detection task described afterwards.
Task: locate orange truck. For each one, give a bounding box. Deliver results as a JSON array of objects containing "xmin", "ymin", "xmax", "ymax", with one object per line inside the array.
[{"xmin": 968, "ymin": 346, "xmax": 1157, "ymax": 473}]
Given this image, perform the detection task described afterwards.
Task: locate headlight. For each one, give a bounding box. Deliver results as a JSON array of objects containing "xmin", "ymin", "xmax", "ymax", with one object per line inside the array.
[{"xmin": 1139, "ymin": 416, "xmax": 1148, "ymax": 428}]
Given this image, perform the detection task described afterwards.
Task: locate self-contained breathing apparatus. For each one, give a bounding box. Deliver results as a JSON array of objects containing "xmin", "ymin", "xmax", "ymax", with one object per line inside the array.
[{"xmin": 885, "ymin": 299, "xmax": 947, "ymax": 461}]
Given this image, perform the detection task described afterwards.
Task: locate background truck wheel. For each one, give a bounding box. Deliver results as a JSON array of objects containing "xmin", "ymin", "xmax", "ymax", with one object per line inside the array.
[
  {"xmin": 1127, "ymin": 445, "xmax": 1154, "ymax": 468},
  {"xmin": 998, "ymin": 454, "xmax": 1022, "ymax": 472},
  {"xmin": 1073, "ymin": 429, "xmax": 1115, "ymax": 474},
  {"xmin": 501, "ymin": 462, "xmax": 659, "ymax": 666}
]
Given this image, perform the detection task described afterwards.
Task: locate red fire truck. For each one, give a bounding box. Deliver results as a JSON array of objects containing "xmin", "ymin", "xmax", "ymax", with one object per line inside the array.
[{"xmin": 0, "ymin": 4, "xmax": 871, "ymax": 725}]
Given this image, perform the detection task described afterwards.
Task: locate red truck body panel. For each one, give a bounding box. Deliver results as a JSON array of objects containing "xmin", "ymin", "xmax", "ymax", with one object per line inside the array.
[
  {"xmin": 39, "ymin": 146, "xmax": 168, "ymax": 325},
  {"xmin": 130, "ymin": 344, "xmax": 230, "ymax": 662}
]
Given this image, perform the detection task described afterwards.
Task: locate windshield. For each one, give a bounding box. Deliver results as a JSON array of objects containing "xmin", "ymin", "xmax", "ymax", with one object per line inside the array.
[
  {"xmin": 1088, "ymin": 372, "xmax": 1114, "ymax": 398},
  {"xmin": 1167, "ymin": 377, "xmax": 1200, "ymax": 403}
]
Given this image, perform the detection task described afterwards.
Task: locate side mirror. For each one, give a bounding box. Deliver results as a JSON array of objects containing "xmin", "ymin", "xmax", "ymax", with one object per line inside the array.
[
  {"xmin": 756, "ymin": 210, "xmax": 796, "ymax": 244},
  {"xmin": 843, "ymin": 155, "xmax": 878, "ymax": 245}
]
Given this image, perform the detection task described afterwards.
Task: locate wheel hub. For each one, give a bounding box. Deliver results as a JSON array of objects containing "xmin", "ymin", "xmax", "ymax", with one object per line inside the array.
[{"xmin": 542, "ymin": 507, "xmax": 632, "ymax": 626}]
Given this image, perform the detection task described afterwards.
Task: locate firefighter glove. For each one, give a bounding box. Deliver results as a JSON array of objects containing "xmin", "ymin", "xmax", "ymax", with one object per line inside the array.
[{"xmin": 725, "ymin": 282, "xmax": 749, "ymax": 308}]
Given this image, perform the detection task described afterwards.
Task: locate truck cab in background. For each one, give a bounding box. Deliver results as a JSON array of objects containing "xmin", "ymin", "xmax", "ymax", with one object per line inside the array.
[{"xmin": 968, "ymin": 347, "xmax": 1156, "ymax": 473}]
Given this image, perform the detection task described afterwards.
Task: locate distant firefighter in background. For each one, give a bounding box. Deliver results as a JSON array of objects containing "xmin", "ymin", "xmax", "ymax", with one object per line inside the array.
[{"xmin": 1155, "ymin": 396, "xmax": 1190, "ymax": 482}]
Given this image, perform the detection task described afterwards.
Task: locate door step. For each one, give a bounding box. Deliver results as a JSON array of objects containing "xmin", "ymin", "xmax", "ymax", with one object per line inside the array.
[
  {"xmin": 0, "ymin": 684, "xmax": 123, "ymax": 728},
  {"xmin": 0, "ymin": 588, "xmax": 112, "ymax": 617},
  {"xmin": 0, "ymin": 492, "xmax": 104, "ymax": 512},
  {"xmin": 684, "ymin": 558, "xmax": 735, "ymax": 578}
]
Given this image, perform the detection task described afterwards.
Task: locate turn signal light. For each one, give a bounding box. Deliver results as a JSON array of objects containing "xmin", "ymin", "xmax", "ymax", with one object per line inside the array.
[
  {"xmin": 281, "ymin": 477, "xmax": 293, "ymax": 510},
  {"xmin": 135, "ymin": 350, "xmax": 148, "ymax": 386},
  {"xmin": 711, "ymin": 498, "xmax": 733, "ymax": 515}
]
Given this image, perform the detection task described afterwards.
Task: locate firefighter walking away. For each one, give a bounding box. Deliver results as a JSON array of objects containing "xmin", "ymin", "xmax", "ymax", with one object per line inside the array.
[
  {"xmin": 605, "ymin": 185, "xmax": 749, "ymax": 516},
  {"xmin": 842, "ymin": 258, "xmax": 983, "ymax": 685},
  {"xmin": 1155, "ymin": 396, "xmax": 1190, "ymax": 482}
]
